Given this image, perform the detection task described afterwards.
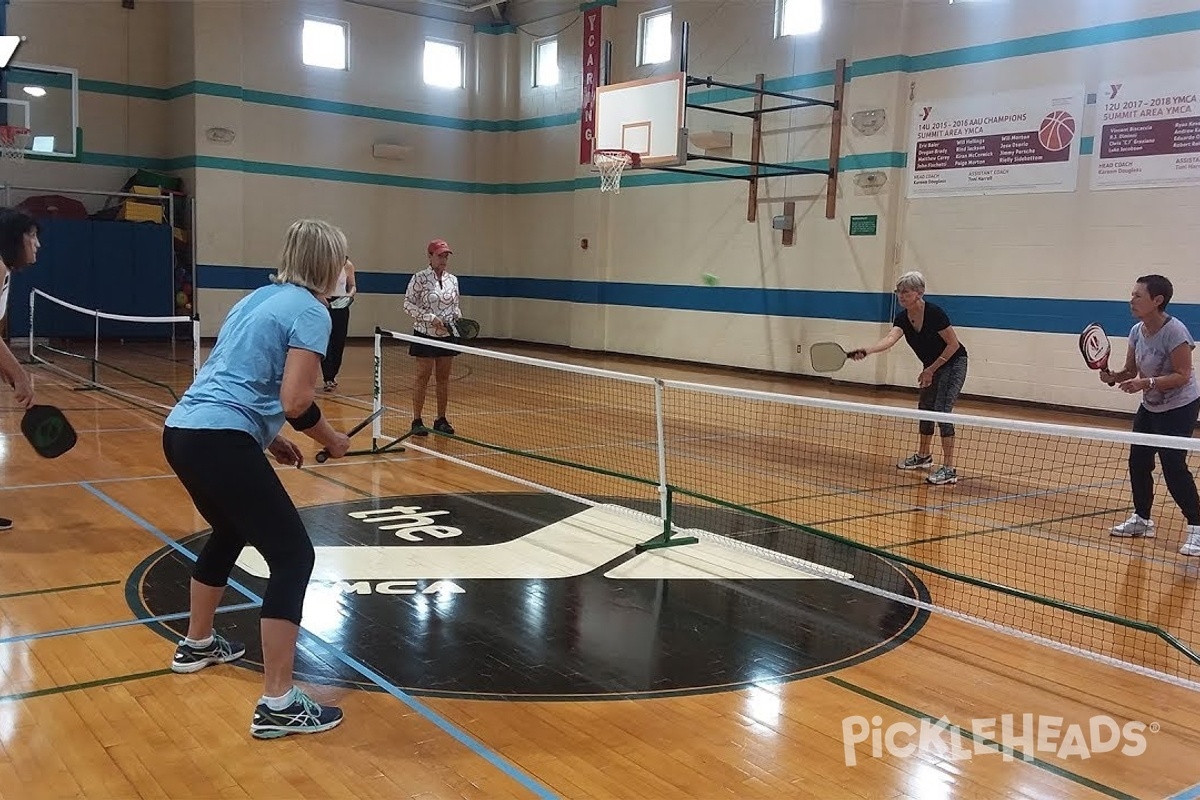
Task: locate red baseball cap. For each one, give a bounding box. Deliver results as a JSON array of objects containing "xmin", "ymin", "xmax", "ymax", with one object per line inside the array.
[{"xmin": 427, "ymin": 239, "xmax": 452, "ymax": 256}]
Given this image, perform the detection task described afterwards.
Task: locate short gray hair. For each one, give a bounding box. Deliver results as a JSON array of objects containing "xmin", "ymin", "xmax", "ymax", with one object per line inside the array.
[
  {"xmin": 271, "ymin": 219, "xmax": 349, "ymax": 296},
  {"xmin": 896, "ymin": 270, "xmax": 926, "ymax": 293}
]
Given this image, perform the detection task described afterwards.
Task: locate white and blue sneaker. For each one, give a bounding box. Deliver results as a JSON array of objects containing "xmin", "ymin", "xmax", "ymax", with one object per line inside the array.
[
  {"xmin": 171, "ymin": 633, "xmax": 246, "ymax": 673},
  {"xmin": 897, "ymin": 453, "xmax": 934, "ymax": 471},
  {"xmin": 926, "ymin": 465, "xmax": 959, "ymax": 485},
  {"xmin": 251, "ymin": 687, "xmax": 344, "ymax": 740}
]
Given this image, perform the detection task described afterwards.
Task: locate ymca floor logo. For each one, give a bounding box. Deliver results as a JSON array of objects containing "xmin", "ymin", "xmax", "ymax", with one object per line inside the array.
[{"xmin": 129, "ymin": 492, "xmax": 928, "ymax": 700}]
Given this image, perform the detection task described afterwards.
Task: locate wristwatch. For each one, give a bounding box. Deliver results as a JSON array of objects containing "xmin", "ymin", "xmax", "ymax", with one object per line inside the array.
[{"xmin": 1149, "ymin": 377, "xmax": 1157, "ymax": 390}]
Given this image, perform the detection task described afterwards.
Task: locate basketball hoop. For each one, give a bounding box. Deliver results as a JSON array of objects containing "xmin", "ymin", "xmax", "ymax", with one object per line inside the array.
[
  {"xmin": 592, "ymin": 149, "xmax": 640, "ymax": 194},
  {"xmin": 0, "ymin": 126, "xmax": 30, "ymax": 161}
]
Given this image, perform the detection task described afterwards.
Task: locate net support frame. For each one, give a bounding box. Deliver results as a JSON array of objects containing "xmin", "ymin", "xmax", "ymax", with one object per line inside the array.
[
  {"xmin": 363, "ymin": 325, "xmax": 1200, "ymax": 690},
  {"xmin": 27, "ymin": 288, "xmax": 200, "ymax": 413}
]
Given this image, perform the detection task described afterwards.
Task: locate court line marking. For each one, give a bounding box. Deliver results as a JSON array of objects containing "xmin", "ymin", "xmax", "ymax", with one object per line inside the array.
[
  {"xmin": 0, "ymin": 668, "xmax": 176, "ymax": 704},
  {"xmin": 0, "ymin": 602, "xmax": 261, "ymax": 646},
  {"xmin": 0, "ymin": 579, "xmax": 121, "ymax": 600},
  {"xmin": 80, "ymin": 481, "xmax": 562, "ymax": 800},
  {"xmin": 825, "ymin": 675, "xmax": 1138, "ymax": 800},
  {"xmin": 1167, "ymin": 782, "xmax": 1200, "ymax": 800}
]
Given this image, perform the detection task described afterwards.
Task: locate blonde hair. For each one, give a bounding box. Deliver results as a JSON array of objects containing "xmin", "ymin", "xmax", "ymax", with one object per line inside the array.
[
  {"xmin": 895, "ymin": 270, "xmax": 926, "ymax": 294},
  {"xmin": 271, "ymin": 219, "xmax": 348, "ymax": 295}
]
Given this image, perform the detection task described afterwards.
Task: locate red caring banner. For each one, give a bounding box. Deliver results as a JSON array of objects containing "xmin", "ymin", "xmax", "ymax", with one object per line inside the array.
[{"xmin": 580, "ymin": 6, "xmax": 602, "ymax": 165}]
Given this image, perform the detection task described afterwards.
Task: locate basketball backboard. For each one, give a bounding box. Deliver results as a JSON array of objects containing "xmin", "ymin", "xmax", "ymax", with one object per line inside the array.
[
  {"xmin": 1, "ymin": 62, "xmax": 80, "ymax": 160},
  {"xmin": 594, "ymin": 72, "xmax": 686, "ymax": 168}
]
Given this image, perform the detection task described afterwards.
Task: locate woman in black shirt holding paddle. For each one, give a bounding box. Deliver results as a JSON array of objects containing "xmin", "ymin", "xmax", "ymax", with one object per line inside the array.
[{"xmin": 850, "ymin": 270, "xmax": 968, "ymax": 485}]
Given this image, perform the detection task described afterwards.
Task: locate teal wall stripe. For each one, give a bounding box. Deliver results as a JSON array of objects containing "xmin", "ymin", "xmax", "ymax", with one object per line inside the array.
[
  {"xmin": 195, "ymin": 265, "xmax": 1199, "ymax": 337},
  {"xmin": 8, "ymin": 67, "xmax": 73, "ymax": 89},
  {"xmin": 146, "ymin": 150, "xmax": 900, "ymax": 193},
  {"xmin": 905, "ymin": 9, "xmax": 1200, "ymax": 73},
  {"xmin": 63, "ymin": 11, "xmax": 1200, "ymax": 134}
]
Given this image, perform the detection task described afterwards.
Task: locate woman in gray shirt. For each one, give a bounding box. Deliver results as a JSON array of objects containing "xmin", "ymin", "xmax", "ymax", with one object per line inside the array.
[{"xmin": 1100, "ymin": 274, "xmax": 1200, "ymax": 556}]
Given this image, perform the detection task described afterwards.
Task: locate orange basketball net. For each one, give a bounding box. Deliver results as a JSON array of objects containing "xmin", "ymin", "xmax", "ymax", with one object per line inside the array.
[
  {"xmin": 0, "ymin": 126, "xmax": 30, "ymax": 161},
  {"xmin": 593, "ymin": 149, "xmax": 640, "ymax": 194}
]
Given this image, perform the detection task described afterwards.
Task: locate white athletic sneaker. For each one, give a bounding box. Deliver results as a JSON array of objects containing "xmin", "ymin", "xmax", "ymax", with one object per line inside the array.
[
  {"xmin": 1180, "ymin": 525, "xmax": 1200, "ymax": 556},
  {"xmin": 897, "ymin": 453, "xmax": 933, "ymax": 470},
  {"xmin": 1110, "ymin": 514, "xmax": 1155, "ymax": 538}
]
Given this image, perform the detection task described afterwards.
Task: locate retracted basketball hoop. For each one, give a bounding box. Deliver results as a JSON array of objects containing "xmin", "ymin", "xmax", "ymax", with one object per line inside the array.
[
  {"xmin": 592, "ymin": 149, "xmax": 640, "ymax": 193},
  {"xmin": 0, "ymin": 125, "xmax": 30, "ymax": 162}
]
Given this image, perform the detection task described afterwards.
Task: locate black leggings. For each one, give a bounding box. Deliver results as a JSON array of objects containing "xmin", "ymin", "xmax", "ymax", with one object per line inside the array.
[
  {"xmin": 322, "ymin": 304, "xmax": 351, "ymax": 383},
  {"xmin": 1129, "ymin": 397, "xmax": 1200, "ymax": 526},
  {"xmin": 162, "ymin": 427, "xmax": 315, "ymax": 624}
]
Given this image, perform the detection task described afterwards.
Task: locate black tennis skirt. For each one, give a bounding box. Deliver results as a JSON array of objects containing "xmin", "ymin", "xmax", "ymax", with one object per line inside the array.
[{"xmin": 408, "ymin": 330, "xmax": 460, "ymax": 359}]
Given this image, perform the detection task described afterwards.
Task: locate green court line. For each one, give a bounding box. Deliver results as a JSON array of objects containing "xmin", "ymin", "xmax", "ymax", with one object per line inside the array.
[
  {"xmin": 0, "ymin": 580, "xmax": 121, "ymax": 601},
  {"xmin": 825, "ymin": 676, "xmax": 1138, "ymax": 800},
  {"xmin": 880, "ymin": 506, "xmax": 1130, "ymax": 551},
  {"xmin": 0, "ymin": 668, "xmax": 174, "ymax": 704}
]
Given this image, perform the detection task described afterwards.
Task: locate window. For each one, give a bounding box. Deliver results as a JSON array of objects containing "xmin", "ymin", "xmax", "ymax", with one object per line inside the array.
[
  {"xmin": 302, "ymin": 18, "xmax": 348, "ymax": 70},
  {"xmin": 423, "ymin": 39, "xmax": 464, "ymax": 89},
  {"xmin": 637, "ymin": 8, "xmax": 672, "ymax": 66},
  {"xmin": 534, "ymin": 37, "xmax": 559, "ymax": 87},
  {"xmin": 776, "ymin": 0, "xmax": 822, "ymax": 37}
]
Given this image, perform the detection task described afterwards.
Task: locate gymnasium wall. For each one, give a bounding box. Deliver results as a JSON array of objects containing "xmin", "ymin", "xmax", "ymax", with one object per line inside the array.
[
  {"xmin": 3, "ymin": 0, "xmax": 174, "ymax": 195},
  {"xmin": 501, "ymin": 0, "xmax": 1200, "ymax": 412},
  {"xmin": 3, "ymin": 0, "xmax": 508, "ymax": 338},
  {"xmin": 5, "ymin": 0, "xmax": 1199, "ymax": 414}
]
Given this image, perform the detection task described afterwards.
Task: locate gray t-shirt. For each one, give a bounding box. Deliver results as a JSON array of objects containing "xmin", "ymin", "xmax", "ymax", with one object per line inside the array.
[{"xmin": 1129, "ymin": 316, "xmax": 1200, "ymax": 412}]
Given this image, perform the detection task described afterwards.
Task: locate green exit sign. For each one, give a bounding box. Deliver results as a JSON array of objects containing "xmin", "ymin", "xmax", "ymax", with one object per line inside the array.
[{"xmin": 849, "ymin": 215, "xmax": 878, "ymax": 236}]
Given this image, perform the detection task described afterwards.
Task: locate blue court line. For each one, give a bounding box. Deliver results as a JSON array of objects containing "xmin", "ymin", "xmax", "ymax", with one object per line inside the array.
[
  {"xmin": 1167, "ymin": 783, "xmax": 1200, "ymax": 800},
  {"xmin": 79, "ymin": 481, "xmax": 560, "ymax": 800},
  {"xmin": 0, "ymin": 602, "xmax": 261, "ymax": 646}
]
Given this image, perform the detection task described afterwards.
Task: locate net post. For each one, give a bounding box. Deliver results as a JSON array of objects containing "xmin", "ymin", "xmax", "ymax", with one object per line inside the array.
[
  {"xmin": 91, "ymin": 311, "xmax": 100, "ymax": 385},
  {"xmin": 655, "ymin": 378, "xmax": 669, "ymax": 523},
  {"xmin": 636, "ymin": 485, "xmax": 697, "ymax": 552},
  {"xmin": 636, "ymin": 380, "xmax": 697, "ymax": 552},
  {"xmin": 191, "ymin": 316, "xmax": 201, "ymax": 380},
  {"xmin": 372, "ymin": 327, "xmax": 383, "ymax": 449},
  {"xmin": 367, "ymin": 327, "xmax": 405, "ymax": 455},
  {"xmin": 26, "ymin": 288, "xmax": 34, "ymax": 365}
]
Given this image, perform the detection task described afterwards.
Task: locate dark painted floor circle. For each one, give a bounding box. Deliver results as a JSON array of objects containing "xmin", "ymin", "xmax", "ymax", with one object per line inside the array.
[{"xmin": 128, "ymin": 492, "xmax": 928, "ymax": 700}]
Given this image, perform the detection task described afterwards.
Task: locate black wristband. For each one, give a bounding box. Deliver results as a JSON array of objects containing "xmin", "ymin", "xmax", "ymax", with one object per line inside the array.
[{"xmin": 287, "ymin": 402, "xmax": 322, "ymax": 431}]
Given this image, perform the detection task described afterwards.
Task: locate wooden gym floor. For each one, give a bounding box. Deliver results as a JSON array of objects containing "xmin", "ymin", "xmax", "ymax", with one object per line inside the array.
[{"xmin": 1, "ymin": 340, "xmax": 1199, "ymax": 800}]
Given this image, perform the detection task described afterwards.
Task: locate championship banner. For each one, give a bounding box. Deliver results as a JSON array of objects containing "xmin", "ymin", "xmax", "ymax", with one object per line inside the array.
[
  {"xmin": 1092, "ymin": 74, "xmax": 1200, "ymax": 190},
  {"xmin": 579, "ymin": 7, "xmax": 602, "ymax": 165},
  {"xmin": 907, "ymin": 86, "xmax": 1086, "ymax": 198}
]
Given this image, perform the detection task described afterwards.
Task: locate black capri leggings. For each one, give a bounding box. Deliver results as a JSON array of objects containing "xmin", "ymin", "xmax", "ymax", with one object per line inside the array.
[
  {"xmin": 1129, "ymin": 397, "xmax": 1200, "ymax": 526},
  {"xmin": 917, "ymin": 355, "xmax": 968, "ymax": 437},
  {"xmin": 162, "ymin": 427, "xmax": 315, "ymax": 625}
]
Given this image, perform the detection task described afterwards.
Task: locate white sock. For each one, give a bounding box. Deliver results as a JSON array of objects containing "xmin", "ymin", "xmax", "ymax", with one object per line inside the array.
[
  {"xmin": 184, "ymin": 634, "xmax": 213, "ymax": 648},
  {"xmin": 261, "ymin": 687, "xmax": 296, "ymax": 711}
]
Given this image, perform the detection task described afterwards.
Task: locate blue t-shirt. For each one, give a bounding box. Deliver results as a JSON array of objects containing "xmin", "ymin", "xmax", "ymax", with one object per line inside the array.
[{"xmin": 166, "ymin": 282, "xmax": 331, "ymax": 448}]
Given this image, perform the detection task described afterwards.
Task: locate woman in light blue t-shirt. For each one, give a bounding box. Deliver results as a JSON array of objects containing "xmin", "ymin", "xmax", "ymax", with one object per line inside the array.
[
  {"xmin": 162, "ymin": 219, "xmax": 355, "ymax": 739},
  {"xmin": 1100, "ymin": 274, "xmax": 1200, "ymax": 556}
]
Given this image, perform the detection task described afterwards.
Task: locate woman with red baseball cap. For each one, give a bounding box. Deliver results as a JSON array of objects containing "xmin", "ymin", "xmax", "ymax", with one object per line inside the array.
[{"xmin": 402, "ymin": 238, "xmax": 461, "ymax": 436}]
